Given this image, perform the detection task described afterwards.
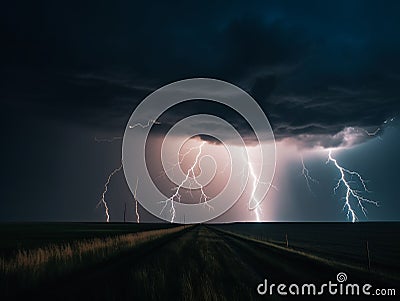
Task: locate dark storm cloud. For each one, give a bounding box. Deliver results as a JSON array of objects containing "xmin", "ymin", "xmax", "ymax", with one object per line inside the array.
[
  {"xmin": 1, "ymin": 0, "xmax": 400, "ymax": 223},
  {"xmin": 255, "ymin": 83, "xmax": 399, "ymax": 143},
  {"xmin": 1, "ymin": 0, "xmax": 400, "ymax": 146},
  {"xmin": 147, "ymin": 100, "xmax": 258, "ymax": 145}
]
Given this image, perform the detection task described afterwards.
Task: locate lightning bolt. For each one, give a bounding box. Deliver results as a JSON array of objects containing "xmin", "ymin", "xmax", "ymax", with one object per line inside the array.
[
  {"xmin": 241, "ymin": 147, "xmax": 277, "ymax": 222},
  {"xmin": 94, "ymin": 118, "xmax": 161, "ymax": 142},
  {"xmin": 248, "ymin": 160, "xmax": 263, "ymax": 221},
  {"xmin": 97, "ymin": 163, "xmax": 123, "ymax": 222},
  {"xmin": 159, "ymin": 141, "xmax": 212, "ymax": 222},
  {"xmin": 134, "ymin": 177, "xmax": 140, "ymax": 223},
  {"xmin": 95, "ymin": 119, "xmax": 161, "ymax": 222},
  {"xmin": 359, "ymin": 116, "xmax": 395, "ymax": 140},
  {"xmin": 128, "ymin": 119, "xmax": 160, "ymax": 129},
  {"xmin": 300, "ymin": 155, "xmax": 318, "ymax": 194},
  {"xmin": 363, "ymin": 128, "xmax": 381, "ymax": 137},
  {"xmin": 326, "ymin": 150, "xmax": 379, "ymax": 222}
]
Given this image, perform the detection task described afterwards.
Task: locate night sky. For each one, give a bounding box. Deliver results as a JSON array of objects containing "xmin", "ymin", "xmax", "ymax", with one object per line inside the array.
[{"xmin": 1, "ymin": 1, "xmax": 399, "ymax": 222}]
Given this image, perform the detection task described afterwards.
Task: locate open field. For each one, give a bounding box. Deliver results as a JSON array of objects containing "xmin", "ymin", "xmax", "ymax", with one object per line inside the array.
[
  {"xmin": 215, "ymin": 222, "xmax": 400, "ymax": 280},
  {"xmin": 0, "ymin": 222, "xmax": 398, "ymax": 300},
  {"xmin": 0, "ymin": 222, "xmax": 176, "ymax": 258}
]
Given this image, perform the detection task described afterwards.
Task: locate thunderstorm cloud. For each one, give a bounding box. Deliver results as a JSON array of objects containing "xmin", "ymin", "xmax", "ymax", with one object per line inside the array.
[{"xmin": 2, "ymin": 0, "xmax": 400, "ymax": 149}]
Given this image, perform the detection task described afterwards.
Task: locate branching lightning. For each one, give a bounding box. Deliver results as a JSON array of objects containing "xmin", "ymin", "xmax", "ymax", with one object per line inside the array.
[
  {"xmin": 248, "ymin": 160, "xmax": 262, "ymax": 221},
  {"xmin": 300, "ymin": 155, "xmax": 318, "ymax": 194},
  {"xmin": 95, "ymin": 114, "xmax": 392, "ymax": 223},
  {"xmin": 159, "ymin": 141, "xmax": 213, "ymax": 222},
  {"xmin": 97, "ymin": 163, "xmax": 123, "ymax": 222},
  {"xmin": 297, "ymin": 117, "xmax": 394, "ymax": 221},
  {"xmin": 241, "ymin": 147, "xmax": 277, "ymax": 222},
  {"xmin": 96, "ymin": 119, "xmax": 161, "ymax": 222},
  {"xmin": 326, "ymin": 150, "xmax": 378, "ymax": 222}
]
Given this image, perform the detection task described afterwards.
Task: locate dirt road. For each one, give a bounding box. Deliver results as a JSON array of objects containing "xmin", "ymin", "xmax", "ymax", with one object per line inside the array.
[{"xmin": 28, "ymin": 226, "xmax": 396, "ymax": 300}]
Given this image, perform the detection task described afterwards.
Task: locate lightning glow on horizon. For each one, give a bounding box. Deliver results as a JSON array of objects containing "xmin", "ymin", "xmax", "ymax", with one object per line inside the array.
[
  {"xmin": 160, "ymin": 140, "xmax": 213, "ymax": 222},
  {"xmin": 242, "ymin": 147, "xmax": 277, "ymax": 222},
  {"xmin": 97, "ymin": 163, "xmax": 123, "ymax": 222},
  {"xmin": 248, "ymin": 160, "xmax": 262, "ymax": 221},
  {"xmin": 326, "ymin": 150, "xmax": 379, "ymax": 222},
  {"xmin": 96, "ymin": 116, "xmax": 394, "ymax": 223}
]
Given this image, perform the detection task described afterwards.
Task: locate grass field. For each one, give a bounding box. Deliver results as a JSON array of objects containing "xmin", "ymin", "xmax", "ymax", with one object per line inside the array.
[
  {"xmin": 0, "ymin": 222, "xmax": 176, "ymax": 257},
  {"xmin": 215, "ymin": 222, "xmax": 400, "ymax": 280},
  {"xmin": 0, "ymin": 222, "xmax": 398, "ymax": 300}
]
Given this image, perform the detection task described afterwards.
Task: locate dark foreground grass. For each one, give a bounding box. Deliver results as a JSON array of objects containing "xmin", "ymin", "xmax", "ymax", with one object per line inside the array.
[
  {"xmin": 40, "ymin": 226, "xmax": 258, "ymax": 301},
  {"xmin": 0, "ymin": 222, "xmax": 398, "ymax": 300},
  {"xmin": 0, "ymin": 222, "xmax": 175, "ymax": 258},
  {"xmin": 0, "ymin": 224, "xmax": 186, "ymax": 298}
]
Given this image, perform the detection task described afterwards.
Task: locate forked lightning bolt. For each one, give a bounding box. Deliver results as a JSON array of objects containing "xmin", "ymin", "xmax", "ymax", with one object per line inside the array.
[
  {"xmin": 97, "ymin": 163, "xmax": 123, "ymax": 222},
  {"xmin": 96, "ymin": 119, "xmax": 161, "ymax": 222},
  {"xmin": 326, "ymin": 150, "xmax": 378, "ymax": 222},
  {"xmin": 242, "ymin": 148, "xmax": 277, "ymax": 222},
  {"xmin": 248, "ymin": 160, "xmax": 262, "ymax": 221},
  {"xmin": 301, "ymin": 155, "xmax": 318, "ymax": 193},
  {"xmin": 160, "ymin": 141, "xmax": 212, "ymax": 222}
]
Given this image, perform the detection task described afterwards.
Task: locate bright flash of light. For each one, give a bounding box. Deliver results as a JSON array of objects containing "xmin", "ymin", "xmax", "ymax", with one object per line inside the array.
[
  {"xmin": 300, "ymin": 155, "xmax": 318, "ymax": 194},
  {"xmin": 97, "ymin": 163, "xmax": 123, "ymax": 222},
  {"xmin": 242, "ymin": 147, "xmax": 277, "ymax": 222},
  {"xmin": 160, "ymin": 141, "xmax": 212, "ymax": 222},
  {"xmin": 326, "ymin": 150, "xmax": 379, "ymax": 222},
  {"xmin": 248, "ymin": 159, "xmax": 262, "ymax": 222}
]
